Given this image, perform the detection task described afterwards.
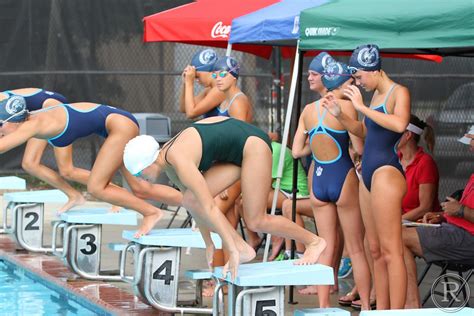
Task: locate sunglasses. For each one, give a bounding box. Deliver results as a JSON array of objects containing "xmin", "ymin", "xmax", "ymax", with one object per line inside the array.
[{"xmin": 211, "ymin": 66, "xmax": 239, "ymax": 79}]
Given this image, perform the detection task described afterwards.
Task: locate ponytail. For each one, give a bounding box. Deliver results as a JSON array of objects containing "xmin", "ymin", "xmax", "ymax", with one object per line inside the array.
[
  {"xmin": 423, "ymin": 123, "xmax": 435, "ymax": 153},
  {"xmin": 409, "ymin": 114, "xmax": 436, "ymax": 154}
]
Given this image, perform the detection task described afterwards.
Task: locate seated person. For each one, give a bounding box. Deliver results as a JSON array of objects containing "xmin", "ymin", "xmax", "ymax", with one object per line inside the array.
[
  {"xmin": 402, "ymin": 126, "xmax": 474, "ymax": 308},
  {"xmin": 398, "ymin": 115, "xmax": 441, "ymax": 221}
]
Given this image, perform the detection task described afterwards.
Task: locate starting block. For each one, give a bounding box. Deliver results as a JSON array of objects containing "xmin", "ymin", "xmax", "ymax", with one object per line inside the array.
[
  {"xmin": 2, "ymin": 189, "xmax": 67, "ymax": 251},
  {"xmin": 294, "ymin": 308, "xmax": 350, "ymax": 315},
  {"xmin": 52, "ymin": 208, "xmax": 137, "ymax": 281},
  {"xmin": 213, "ymin": 260, "xmax": 334, "ymax": 316},
  {"xmin": 120, "ymin": 228, "xmax": 222, "ymax": 314},
  {"xmin": 360, "ymin": 307, "xmax": 473, "ymax": 315},
  {"xmin": 0, "ymin": 176, "xmax": 26, "ymax": 190}
]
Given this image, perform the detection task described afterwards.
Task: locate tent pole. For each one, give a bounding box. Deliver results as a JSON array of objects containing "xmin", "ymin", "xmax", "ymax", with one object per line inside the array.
[
  {"xmin": 226, "ymin": 43, "xmax": 232, "ymax": 56},
  {"xmin": 262, "ymin": 42, "xmax": 301, "ymax": 263},
  {"xmin": 275, "ymin": 47, "xmax": 283, "ymax": 137},
  {"xmin": 288, "ymin": 49, "xmax": 305, "ymax": 305}
]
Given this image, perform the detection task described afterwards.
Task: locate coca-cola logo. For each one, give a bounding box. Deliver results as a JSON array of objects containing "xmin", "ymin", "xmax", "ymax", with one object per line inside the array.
[{"xmin": 211, "ymin": 21, "xmax": 230, "ymax": 39}]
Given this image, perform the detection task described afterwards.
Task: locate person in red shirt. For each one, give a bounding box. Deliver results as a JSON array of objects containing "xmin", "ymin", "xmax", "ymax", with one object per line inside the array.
[
  {"xmin": 402, "ymin": 126, "xmax": 474, "ymax": 308},
  {"xmin": 398, "ymin": 115, "xmax": 441, "ymax": 221}
]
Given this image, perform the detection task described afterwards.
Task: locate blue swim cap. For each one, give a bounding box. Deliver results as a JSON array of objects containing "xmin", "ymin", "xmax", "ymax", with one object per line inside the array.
[
  {"xmin": 322, "ymin": 62, "xmax": 352, "ymax": 91},
  {"xmin": 349, "ymin": 44, "xmax": 381, "ymax": 71},
  {"xmin": 309, "ymin": 52, "xmax": 335, "ymax": 74},
  {"xmin": 0, "ymin": 96, "xmax": 27, "ymax": 123},
  {"xmin": 191, "ymin": 49, "xmax": 218, "ymax": 72},
  {"xmin": 213, "ymin": 56, "xmax": 240, "ymax": 79}
]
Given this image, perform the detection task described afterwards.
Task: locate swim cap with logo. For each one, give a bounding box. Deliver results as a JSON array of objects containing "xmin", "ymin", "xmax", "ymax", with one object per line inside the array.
[
  {"xmin": 322, "ymin": 62, "xmax": 352, "ymax": 91},
  {"xmin": 191, "ymin": 49, "xmax": 218, "ymax": 72},
  {"xmin": 0, "ymin": 95, "xmax": 27, "ymax": 123},
  {"xmin": 349, "ymin": 44, "xmax": 381, "ymax": 71},
  {"xmin": 213, "ymin": 56, "xmax": 240, "ymax": 79},
  {"xmin": 309, "ymin": 52, "xmax": 335, "ymax": 74}
]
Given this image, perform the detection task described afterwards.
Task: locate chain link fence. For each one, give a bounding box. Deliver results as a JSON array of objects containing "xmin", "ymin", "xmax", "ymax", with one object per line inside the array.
[{"xmin": 0, "ymin": 0, "xmax": 472, "ymax": 199}]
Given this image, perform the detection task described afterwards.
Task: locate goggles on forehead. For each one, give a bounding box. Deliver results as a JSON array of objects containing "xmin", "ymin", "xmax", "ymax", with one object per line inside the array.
[{"xmin": 211, "ymin": 66, "xmax": 239, "ymax": 79}]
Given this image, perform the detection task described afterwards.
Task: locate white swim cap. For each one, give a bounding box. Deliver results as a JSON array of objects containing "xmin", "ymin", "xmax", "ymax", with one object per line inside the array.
[{"xmin": 123, "ymin": 135, "xmax": 160, "ymax": 176}]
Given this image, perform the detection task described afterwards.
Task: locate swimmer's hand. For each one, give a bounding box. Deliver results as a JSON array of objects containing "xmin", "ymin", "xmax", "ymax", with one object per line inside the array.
[
  {"xmin": 343, "ymin": 85, "xmax": 364, "ymax": 112},
  {"xmin": 184, "ymin": 65, "xmax": 196, "ymax": 83},
  {"xmin": 321, "ymin": 93, "xmax": 342, "ymax": 117},
  {"xmin": 219, "ymin": 190, "xmax": 229, "ymax": 200}
]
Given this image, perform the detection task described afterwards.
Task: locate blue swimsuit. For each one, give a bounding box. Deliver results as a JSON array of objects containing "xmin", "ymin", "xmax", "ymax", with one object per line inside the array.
[
  {"xmin": 40, "ymin": 104, "xmax": 138, "ymax": 147},
  {"xmin": 2, "ymin": 89, "xmax": 67, "ymax": 111},
  {"xmin": 308, "ymin": 101, "xmax": 354, "ymax": 203},
  {"xmin": 203, "ymin": 92, "xmax": 244, "ymax": 118},
  {"xmin": 361, "ymin": 84, "xmax": 404, "ymax": 191}
]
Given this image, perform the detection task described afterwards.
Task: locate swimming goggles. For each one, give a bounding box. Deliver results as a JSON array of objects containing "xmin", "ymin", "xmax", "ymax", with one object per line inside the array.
[{"xmin": 211, "ymin": 66, "xmax": 239, "ymax": 79}]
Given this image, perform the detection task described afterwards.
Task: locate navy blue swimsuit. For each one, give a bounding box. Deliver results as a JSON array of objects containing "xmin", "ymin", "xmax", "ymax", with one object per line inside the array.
[
  {"xmin": 308, "ymin": 101, "xmax": 354, "ymax": 203},
  {"xmin": 361, "ymin": 84, "xmax": 404, "ymax": 191},
  {"xmin": 203, "ymin": 92, "xmax": 243, "ymax": 118},
  {"xmin": 2, "ymin": 89, "xmax": 67, "ymax": 111},
  {"xmin": 43, "ymin": 104, "xmax": 138, "ymax": 147}
]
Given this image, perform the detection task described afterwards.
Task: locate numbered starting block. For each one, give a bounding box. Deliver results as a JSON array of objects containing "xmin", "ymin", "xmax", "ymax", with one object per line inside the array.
[
  {"xmin": 0, "ymin": 176, "xmax": 27, "ymax": 234},
  {"xmin": 2, "ymin": 189, "xmax": 67, "ymax": 251},
  {"xmin": 52, "ymin": 208, "xmax": 137, "ymax": 281},
  {"xmin": 120, "ymin": 228, "xmax": 222, "ymax": 314},
  {"xmin": 213, "ymin": 260, "xmax": 334, "ymax": 316}
]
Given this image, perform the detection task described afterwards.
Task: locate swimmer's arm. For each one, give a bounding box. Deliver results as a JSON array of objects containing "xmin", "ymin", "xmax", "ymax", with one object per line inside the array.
[
  {"xmin": 292, "ymin": 110, "xmax": 311, "ymax": 158},
  {"xmin": 344, "ymin": 101, "xmax": 364, "ymax": 155},
  {"xmin": 358, "ymin": 87, "xmax": 410, "ymax": 133},
  {"xmin": 335, "ymin": 111, "xmax": 367, "ymax": 138},
  {"xmin": 184, "ymin": 86, "xmax": 226, "ymax": 119},
  {"xmin": 402, "ymin": 183, "xmax": 436, "ymax": 221},
  {"xmin": 0, "ymin": 121, "xmax": 39, "ymax": 154}
]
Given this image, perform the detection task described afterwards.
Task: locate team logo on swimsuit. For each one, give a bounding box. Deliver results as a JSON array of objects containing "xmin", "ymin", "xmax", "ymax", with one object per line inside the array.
[
  {"xmin": 5, "ymin": 96, "xmax": 26, "ymax": 115},
  {"xmin": 357, "ymin": 47, "xmax": 379, "ymax": 68},
  {"xmin": 316, "ymin": 166, "xmax": 323, "ymax": 176},
  {"xmin": 199, "ymin": 49, "xmax": 217, "ymax": 65},
  {"xmin": 323, "ymin": 62, "xmax": 343, "ymax": 81}
]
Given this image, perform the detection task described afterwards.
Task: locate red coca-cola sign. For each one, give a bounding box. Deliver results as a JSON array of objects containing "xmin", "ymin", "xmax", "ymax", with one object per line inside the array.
[{"xmin": 211, "ymin": 21, "xmax": 231, "ymax": 39}]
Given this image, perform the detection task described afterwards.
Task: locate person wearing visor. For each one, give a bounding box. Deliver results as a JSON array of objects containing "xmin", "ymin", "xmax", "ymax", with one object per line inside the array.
[
  {"xmin": 0, "ymin": 97, "xmax": 181, "ymax": 236},
  {"xmin": 323, "ymin": 44, "xmax": 410, "ymax": 309},
  {"xmin": 398, "ymin": 115, "xmax": 440, "ymax": 221},
  {"xmin": 179, "ymin": 49, "xmax": 226, "ymax": 119},
  {"xmin": 0, "ymin": 88, "xmax": 87, "ymax": 213},
  {"xmin": 123, "ymin": 117, "xmax": 326, "ymax": 280},
  {"xmin": 293, "ymin": 61, "xmax": 369, "ymax": 309}
]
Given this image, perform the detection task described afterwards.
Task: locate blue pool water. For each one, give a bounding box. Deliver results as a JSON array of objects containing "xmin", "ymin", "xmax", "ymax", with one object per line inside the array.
[{"xmin": 0, "ymin": 259, "xmax": 110, "ymax": 315}]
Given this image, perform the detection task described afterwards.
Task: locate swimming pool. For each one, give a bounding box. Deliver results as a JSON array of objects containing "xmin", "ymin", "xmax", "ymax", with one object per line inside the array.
[{"xmin": 0, "ymin": 259, "xmax": 111, "ymax": 315}]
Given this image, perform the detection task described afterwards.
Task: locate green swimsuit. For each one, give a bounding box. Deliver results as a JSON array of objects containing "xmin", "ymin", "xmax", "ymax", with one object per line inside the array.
[{"xmin": 191, "ymin": 118, "xmax": 272, "ymax": 172}]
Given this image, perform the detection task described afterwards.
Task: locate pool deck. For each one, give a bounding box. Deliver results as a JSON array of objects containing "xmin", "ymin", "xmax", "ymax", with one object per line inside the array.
[{"xmin": 0, "ymin": 195, "xmax": 472, "ymax": 315}]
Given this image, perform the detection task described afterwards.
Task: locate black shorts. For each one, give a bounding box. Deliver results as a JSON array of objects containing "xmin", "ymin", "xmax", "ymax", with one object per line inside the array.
[{"xmin": 416, "ymin": 223, "xmax": 474, "ymax": 265}]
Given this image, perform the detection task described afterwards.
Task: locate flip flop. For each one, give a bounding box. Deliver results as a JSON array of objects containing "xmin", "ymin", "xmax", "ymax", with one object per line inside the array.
[
  {"xmin": 338, "ymin": 291, "xmax": 360, "ymax": 306},
  {"xmin": 351, "ymin": 298, "xmax": 376, "ymax": 310}
]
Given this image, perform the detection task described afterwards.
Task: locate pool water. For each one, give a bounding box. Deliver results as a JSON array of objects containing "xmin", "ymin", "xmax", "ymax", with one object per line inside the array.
[{"xmin": 0, "ymin": 260, "xmax": 110, "ymax": 315}]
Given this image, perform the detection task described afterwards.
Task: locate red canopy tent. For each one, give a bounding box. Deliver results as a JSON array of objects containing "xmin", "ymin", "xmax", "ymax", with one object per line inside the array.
[{"xmin": 143, "ymin": 0, "xmax": 280, "ymax": 59}]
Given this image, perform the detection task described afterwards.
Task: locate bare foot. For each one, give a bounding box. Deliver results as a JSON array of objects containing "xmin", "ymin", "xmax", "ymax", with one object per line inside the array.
[
  {"xmin": 297, "ymin": 285, "xmax": 337, "ymax": 295},
  {"xmin": 222, "ymin": 251, "xmax": 240, "ymax": 281},
  {"xmin": 109, "ymin": 205, "xmax": 122, "ymax": 213},
  {"xmin": 134, "ymin": 210, "xmax": 163, "ymax": 238},
  {"xmin": 236, "ymin": 241, "xmax": 256, "ymax": 264},
  {"xmin": 268, "ymin": 236, "xmax": 284, "ymax": 261},
  {"xmin": 56, "ymin": 193, "xmax": 86, "ymax": 215},
  {"xmin": 202, "ymin": 280, "xmax": 216, "ymax": 297},
  {"xmin": 294, "ymin": 238, "xmax": 327, "ymax": 265}
]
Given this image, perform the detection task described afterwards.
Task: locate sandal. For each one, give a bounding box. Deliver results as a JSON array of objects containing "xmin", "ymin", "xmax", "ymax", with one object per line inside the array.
[
  {"xmin": 338, "ymin": 291, "xmax": 360, "ymax": 306},
  {"xmin": 351, "ymin": 298, "xmax": 376, "ymax": 310}
]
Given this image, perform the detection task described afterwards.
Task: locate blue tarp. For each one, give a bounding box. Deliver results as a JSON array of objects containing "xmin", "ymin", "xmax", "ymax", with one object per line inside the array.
[{"xmin": 229, "ymin": 0, "xmax": 328, "ymax": 46}]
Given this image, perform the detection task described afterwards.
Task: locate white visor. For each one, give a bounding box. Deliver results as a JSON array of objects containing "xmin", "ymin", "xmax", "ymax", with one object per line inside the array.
[
  {"xmin": 406, "ymin": 123, "xmax": 423, "ymax": 135},
  {"xmin": 458, "ymin": 125, "xmax": 474, "ymax": 145}
]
